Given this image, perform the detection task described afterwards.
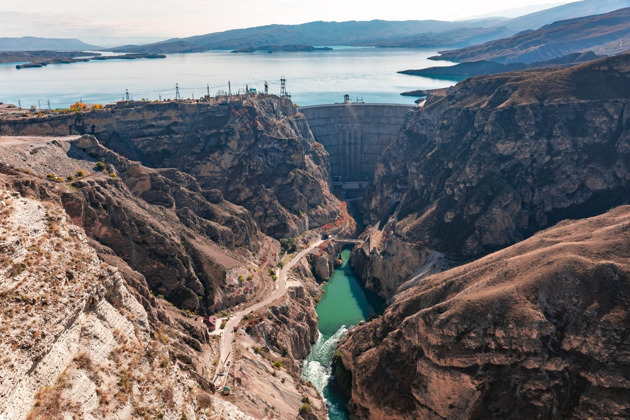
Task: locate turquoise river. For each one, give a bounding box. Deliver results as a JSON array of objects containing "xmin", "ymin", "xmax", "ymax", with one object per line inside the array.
[{"xmin": 302, "ymin": 248, "xmax": 384, "ymax": 420}]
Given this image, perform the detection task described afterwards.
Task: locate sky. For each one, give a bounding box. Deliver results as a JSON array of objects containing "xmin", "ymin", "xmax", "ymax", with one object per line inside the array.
[{"xmin": 0, "ymin": 0, "xmax": 577, "ymax": 46}]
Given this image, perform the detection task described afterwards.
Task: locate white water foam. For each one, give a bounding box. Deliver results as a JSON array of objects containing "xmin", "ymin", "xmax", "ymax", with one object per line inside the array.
[{"xmin": 302, "ymin": 325, "xmax": 348, "ymax": 395}]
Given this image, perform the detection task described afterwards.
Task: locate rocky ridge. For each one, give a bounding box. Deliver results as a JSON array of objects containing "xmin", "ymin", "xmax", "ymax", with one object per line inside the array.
[
  {"xmin": 0, "ymin": 188, "xmax": 234, "ymax": 419},
  {"xmin": 0, "ymin": 95, "xmax": 345, "ymax": 418},
  {"xmin": 367, "ymin": 53, "xmax": 630, "ymax": 259},
  {"xmin": 0, "ymin": 96, "xmax": 343, "ymax": 239},
  {"xmin": 338, "ymin": 205, "xmax": 630, "ymax": 419}
]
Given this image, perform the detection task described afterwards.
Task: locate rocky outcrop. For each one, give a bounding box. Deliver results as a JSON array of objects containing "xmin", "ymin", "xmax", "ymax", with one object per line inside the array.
[
  {"xmin": 0, "ymin": 135, "xmax": 256, "ymax": 313},
  {"xmin": 350, "ymin": 219, "xmax": 431, "ymax": 301},
  {"xmin": 0, "ymin": 188, "xmax": 234, "ymax": 420},
  {"xmin": 307, "ymin": 240, "xmax": 341, "ymax": 282},
  {"xmin": 367, "ymin": 53, "xmax": 630, "ymax": 258},
  {"xmin": 0, "ymin": 96, "xmax": 344, "ymax": 239},
  {"xmin": 338, "ymin": 205, "xmax": 630, "ymax": 419}
]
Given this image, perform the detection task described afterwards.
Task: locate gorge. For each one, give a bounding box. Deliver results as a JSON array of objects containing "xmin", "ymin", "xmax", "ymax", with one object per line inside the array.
[{"xmin": 1, "ymin": 50, "xmax": 630, "ymax": 420}]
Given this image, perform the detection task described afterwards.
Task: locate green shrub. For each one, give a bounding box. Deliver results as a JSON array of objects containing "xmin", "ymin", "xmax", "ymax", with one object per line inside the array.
[
  {"xmin": 66, "ymin": 175, "xmax": 74, "ymax": 181},
  {"xmin": 95, "ymin": 161, "xmax": 107, "ymax": 171},
  {"xmin": 273, "ymin": 361, "xmax": 282, "ymax": 369},
  {"xmin": 76, "ymin": 170, "xmax": 85, "ymax": 177},
  {"xmin": 279, "ymin": 238, "xmax": 297, "ymax": 253}
]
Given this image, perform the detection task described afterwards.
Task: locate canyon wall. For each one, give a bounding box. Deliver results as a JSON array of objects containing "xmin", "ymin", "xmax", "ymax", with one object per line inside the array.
[
  {"xmin": 339, "ymin": 205, "xmax": 630, "ymax": 419},
  {"xmin": 366, "ymin": 53, "xmax": 630, "ymax": 258},
  {"xmin": 0, "ymin": 96, "xmax": 343, "ymax": 239}
]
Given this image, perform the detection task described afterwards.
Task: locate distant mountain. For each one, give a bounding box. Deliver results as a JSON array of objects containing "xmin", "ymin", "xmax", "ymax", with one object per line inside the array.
[
  {"xmin": 112, "ymin": 19, "xmax": 503, "ymax": 53},
  {"xmin": 0, "ymin": 36, "xmax": 100, "ymax": 52},
  {"xmin": 434, "ymin": 7, "xmax": 630, "ymax": 64},
  {"xmin": 501, "ymin": 0, "xmax": 630, "ymax": 34},
  {"xmin": 400, "ymin": 51, "xmax": 603, "ymax": 79},
  {"xmin": 112, "ymin": 0, "xmax": 629, "ymax": 53},
  {"xmin": 370, "ymin": 0, "xmax": 630, "ymax": 48}
]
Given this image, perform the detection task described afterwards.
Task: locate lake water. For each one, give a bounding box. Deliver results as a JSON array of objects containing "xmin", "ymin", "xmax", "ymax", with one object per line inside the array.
[
  {"xmin": 0, "ymin": 47, "xmax": 456, "ymax": 109},
  {"xmin": 302, "ymin": 248, "xmax": 384, "ymax": 420}
]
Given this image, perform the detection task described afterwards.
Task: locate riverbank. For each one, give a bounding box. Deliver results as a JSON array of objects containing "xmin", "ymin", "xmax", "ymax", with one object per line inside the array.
[{"xmin": 303, "ymin": 248, "xmax": 384, "ymax": 419}]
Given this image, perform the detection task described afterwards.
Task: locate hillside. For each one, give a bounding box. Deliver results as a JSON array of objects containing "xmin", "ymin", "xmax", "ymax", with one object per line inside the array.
[
  {"xmin": 372, "ymin": 0, "xmax": 630, "ymax": 48},
  {"xmin": 0, "ymin": 36, "xmax": 99, "ymax": 51},
  {"xmin": 399, "ymin": 51, "xmax": 602, "ymax": 79},
  {"xmin": 0, "ymin": 96, "xmax": 345, "ymax": 419},
  {"xmin": 434, "ymin": 7, "xmax": 630, "ymax": 63},
  {"xmin": 351, "ymin": 53, "xmax": 630, "ymax": 303},
  {"xmin": 112, "ymin": 0, "xmax": 629, "ymax": 53},
  {"xmin": 111, "ymin": 20, "xmax": 501, "ymax": 53},
  {"xmin": 339, "ymin": 204, "xmax": 630, "ymax": 419}
]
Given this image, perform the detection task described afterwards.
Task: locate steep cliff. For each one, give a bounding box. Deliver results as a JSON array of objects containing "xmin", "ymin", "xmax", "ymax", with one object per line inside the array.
[
  {"xmin": 0, "ymin": 187, "xmax": 249, "ymax": 420},
  {"xmin": 368, "ymin": 53, "xmax": 630, "ymax": 258},
  {"xmin": 0, "ymin": 96, "xmax": 343, "ymax": 239},
  {"xmin": 338, "ymin": 205, "xmax": 630, "ymax": 419},
  {"xmin": 0, "ymin": 135, "xmax": 261, "ymax": 313}
]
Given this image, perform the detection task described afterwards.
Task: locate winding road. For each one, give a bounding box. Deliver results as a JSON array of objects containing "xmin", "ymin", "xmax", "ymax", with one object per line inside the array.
[{"xmin": 212, "ymin": 238, "xmax": 324, "ymax": 388}]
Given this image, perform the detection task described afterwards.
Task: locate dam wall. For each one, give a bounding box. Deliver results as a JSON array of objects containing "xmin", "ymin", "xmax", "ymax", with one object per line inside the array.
[{"xmin": 300, "ymin": 103, "xmax": 413, "ymax": 181}]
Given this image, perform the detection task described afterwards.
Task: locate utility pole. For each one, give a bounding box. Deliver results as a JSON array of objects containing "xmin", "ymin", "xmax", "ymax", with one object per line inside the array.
[
  {"xmin": 47, "ymin": 99, "xmax": 51, "ymax": 110},
  {"xmin": 264, "ymin": 81, "xmax": 268, "ymax": 95},
  {"xmin": 207, "ymin": 84, "xmax": 210, "ymax": 99},
  {"xmin": 18, "ymin": 99, "xmax": 21, "ymax": 109},
  {"xmin": 38, "ymin": 100, "xmax": 41, "ymax": 110},
  {"xmin": 175, "ymin": 83, "xmax": 181, "ymax": 100},
  {"xmin": 228, "ymin": 81, "xmax": 231, "ymax": 96}
]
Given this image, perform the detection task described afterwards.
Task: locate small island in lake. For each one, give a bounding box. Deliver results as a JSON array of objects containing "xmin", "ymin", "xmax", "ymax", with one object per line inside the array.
[
  {"xmin": 231, "ymin": 44, "xmax": 333, "ymax": 53},
  {"xmin": 8, "ymin": 51, "xmax": 166, "ymax": 69}
]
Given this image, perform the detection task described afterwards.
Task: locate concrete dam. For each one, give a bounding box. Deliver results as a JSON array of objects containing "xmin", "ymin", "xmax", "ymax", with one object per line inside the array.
[{"xmin": 300, "ymin": 103, "xmax": 413, "ymax": 199}]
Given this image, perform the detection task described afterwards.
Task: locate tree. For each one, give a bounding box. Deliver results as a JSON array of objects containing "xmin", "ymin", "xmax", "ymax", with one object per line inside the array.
[{"xmin": 279, "ymin": 238, "xmax": 297, "ymax": 253}]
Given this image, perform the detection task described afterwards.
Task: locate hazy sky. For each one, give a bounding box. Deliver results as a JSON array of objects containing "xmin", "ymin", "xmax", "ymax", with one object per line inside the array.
[{"xmin": 1, "ymin": 0, "xmax": 576, "ymax": 44}]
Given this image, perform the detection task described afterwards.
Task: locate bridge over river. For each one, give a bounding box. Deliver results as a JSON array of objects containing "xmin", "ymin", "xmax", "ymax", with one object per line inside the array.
[{"xmin": 300, "ymin": 103, "xmax": 414, "ymax": 199}]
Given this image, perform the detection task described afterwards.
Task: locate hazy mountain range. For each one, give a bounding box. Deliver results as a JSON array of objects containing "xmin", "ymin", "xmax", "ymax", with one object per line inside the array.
[
  {"xmin": 434, "ymin": 6, "xmax": 630, "ymax": 63},
  {"xmin": 0, "ymin": 36, "xmax": 99, "ymax": 52},
  {"xmin": 1, "ymin": 0, "xmax": 627, "ymax": 55},
  {"xmin": 111, "ymin": 0, "xmax": 629, "ymax": 53}
]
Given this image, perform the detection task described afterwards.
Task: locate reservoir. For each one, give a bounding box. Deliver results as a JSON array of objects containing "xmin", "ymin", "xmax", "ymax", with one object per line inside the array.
[
  {"xmin": 0, "ymin": 47, "xmax": 456, "ymax": 109},
  {"xmin": 302, "ymin": 248, "xmax": 384, "ymax": 420}
]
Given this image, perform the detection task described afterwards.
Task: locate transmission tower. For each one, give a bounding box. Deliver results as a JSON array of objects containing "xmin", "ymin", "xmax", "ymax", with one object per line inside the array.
[
  {"xmin": 280, "ymin": 76, "xmax": 287, "ymax": 97},
  {"xmin": 228, "ymin": 81, "xmax": 232, "ymax": 96},
  {"xmin": 125, "ymin": 89, "xmax": 130, "ymax": 101},
  {"xmin": 175, "ymin": 83, "xmax": 181, "ymax": 100},
  {"xmin": 264, "ymin": 81, "xmax": 268, "ymax": 95},
  {"xmin": 207, "ymin": 84, "xmax": 210, "ymax": 99},
  {"xmin": 47, "ymin": 99, "xmax": 51, "ymax": 110}
]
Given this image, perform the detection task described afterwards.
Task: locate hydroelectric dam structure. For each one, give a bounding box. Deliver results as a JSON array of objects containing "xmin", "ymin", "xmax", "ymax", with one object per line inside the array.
[{"xmin": 299, "ymin": 103, "xmax": 413, "ymax": 199}]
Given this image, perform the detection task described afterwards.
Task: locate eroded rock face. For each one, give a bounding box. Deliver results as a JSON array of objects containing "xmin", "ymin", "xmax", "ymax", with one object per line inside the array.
[
  {"xmin": 307, "ymin": 240, "xmax": 341, "ymax": 282},
  {"xmin": 367, "ymin": 53, "xmax": 630, "ymax": 258},
  {"xmin": 0, "ymin": 97, "xmax": 343, "ymax": 239},
  {"xmin": 338, "ymin": 205, "xmax": 630, "ymax": 419},
  {"xmin": 0, "ymin": 187, "xmax": 225, "ymax": 420},
  {"xmin": 0, "ymin": 137, "xmax": 254, "ymax": 314}
]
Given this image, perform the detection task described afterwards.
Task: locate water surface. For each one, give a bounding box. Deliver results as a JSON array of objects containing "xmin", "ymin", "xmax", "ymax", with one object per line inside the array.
[
  {"xmin": 303, "ymin": 248, "xmax": 384, "ymax": 420},
  {"xmin": 0, "ymin": 47, "xmax": 456, "ymax": 108}
]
